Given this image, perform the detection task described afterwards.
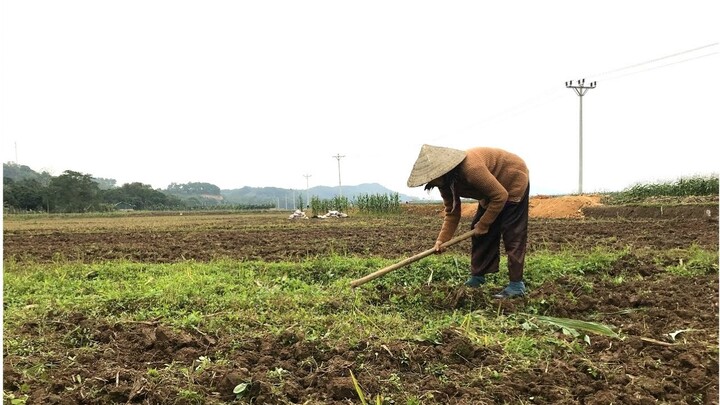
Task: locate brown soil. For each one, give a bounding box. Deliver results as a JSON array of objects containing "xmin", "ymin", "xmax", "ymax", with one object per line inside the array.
[
  {"xmin": 531, "ymin": 194, "xmax": 603, "ymax": 218},
  {"xmin": 404, "ymin": 195, "xmax": 605, "ymax": 220},
  {"xmin": 3, "ymin": 197, "xmax": 719, "ymax": 404},
  {"xmin": 3, "ymin": 201, "xmax": 717, "ymax": 263}
]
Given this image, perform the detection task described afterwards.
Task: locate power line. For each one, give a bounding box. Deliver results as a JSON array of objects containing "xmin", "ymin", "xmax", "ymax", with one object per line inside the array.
[
  {"xmin": 595, "ymin": 51, "xmax": 718, "ymax": 83},
  {"xmin": 430, "ymin": 87, "xmax": 564, "ymax": 142},
  {"xmin": 429, "ymin": 43, "xmax": 718, "ymax": 145},
  {"xmin": 587, "ymin": 42, "xmax": 718, "ymax": 79}
]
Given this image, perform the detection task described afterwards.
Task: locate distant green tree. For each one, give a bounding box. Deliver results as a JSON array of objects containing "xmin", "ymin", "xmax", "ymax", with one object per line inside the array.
[
  {"xmin": 102, "ymin": 182, "xmax": 183, "ymax": 210},
  {"xmin": 93, "ymin": 177, "xmax": 117, "ymax": 190},
  {"xmin": 17, "ymin": 179, "xmax": 46, "ymax": 211},
  {"xmin": 4, "ymin": 177, "xmax": 47, "ymax": 211},
  {"xmin": 47, "ymin": 170, "xmax": 101, "ymax": 212},
  {"xmin": 185, "ymin": 197, "xmax": 202, "ymax": 208},
  {"xmin": 3, "ymin": 177, "xmax": 14, "ymax": 207}
]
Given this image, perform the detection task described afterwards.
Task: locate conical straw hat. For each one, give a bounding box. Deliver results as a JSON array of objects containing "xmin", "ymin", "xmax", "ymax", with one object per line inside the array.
[{"xmin": 406, "ymin": 144, "xmax": 466, "ymax": 187}]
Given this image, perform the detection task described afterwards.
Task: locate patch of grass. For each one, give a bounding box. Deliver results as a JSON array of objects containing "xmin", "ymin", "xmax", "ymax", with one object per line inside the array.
[
  {"xmin": 0, "ymin": 246, "xmax": 669, "ymax": 342},
  {"xmin": 373, "ymin": 255, "xmax": 469, "ymax": 288},
  {"xmin": 524, "ymin": 247, "xmax": 622, "ymax": 286},
  {"xmin": 4, "ymin": 244, "xmax": 717, "ymax": 402},
  {"xmin": 604, "ymin": 174, "xmax": 719, "ymax": 204},
  {"xmin": 663, "ymin": 245, "xmax": 719, "ymax": 276}
]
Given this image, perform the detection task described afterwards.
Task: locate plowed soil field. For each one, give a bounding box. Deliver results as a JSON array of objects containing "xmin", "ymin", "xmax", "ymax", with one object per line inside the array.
[
  {"xmin": 3, "ymin": 197, "xmax": 719, "ymax": 404},
  {"xmin": 3, "ymin": 198, "xmax": 718, "ymax": 263}
]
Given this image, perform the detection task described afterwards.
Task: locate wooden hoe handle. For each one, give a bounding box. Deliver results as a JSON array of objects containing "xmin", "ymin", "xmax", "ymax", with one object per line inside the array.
[{"xmin": 349, "ymin": 230, "xmax": 475, "ymax": 288}]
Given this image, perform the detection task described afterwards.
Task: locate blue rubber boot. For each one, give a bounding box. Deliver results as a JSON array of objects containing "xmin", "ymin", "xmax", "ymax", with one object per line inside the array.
[
  {"xmin": 492, "ymin": 281, "xmax": 526, "ymax": 299},
  {"xmin": 464, "ymin": 275, "xmax": 486, "ymax": 288}
]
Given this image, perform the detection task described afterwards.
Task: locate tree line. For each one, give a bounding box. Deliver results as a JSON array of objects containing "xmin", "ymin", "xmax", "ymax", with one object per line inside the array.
[
  {"xmin": 3, "ymin": 163, "xmax": 406, "ymax": 214},
  {"xmin": 4, "ymin": 170, "xmax": 185, "ymax": 213},
  {"xmin": 3, "ymin": 164, "xmax": 274, "ymax": 213}
]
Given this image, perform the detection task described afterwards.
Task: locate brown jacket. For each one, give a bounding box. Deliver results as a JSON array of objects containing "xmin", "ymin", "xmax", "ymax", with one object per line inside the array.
[{"xmin": 436, "ymin": 147, "xmax": 529, "ymax": 243}]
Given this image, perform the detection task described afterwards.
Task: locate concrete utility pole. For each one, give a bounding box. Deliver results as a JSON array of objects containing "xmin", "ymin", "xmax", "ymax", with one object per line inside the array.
[
  {"xmin": 565, "ymin": 79, "xmax": 596, "ymax": 194},
  {"xmin": 303, "ymin": 174, "xmax": 312, "ymax": 208},
  {"xmin": 332, "ymin": 154, "xmax": 346, "ymax": 196}
]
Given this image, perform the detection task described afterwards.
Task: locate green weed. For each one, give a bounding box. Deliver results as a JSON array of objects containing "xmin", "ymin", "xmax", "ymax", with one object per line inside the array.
[
  {"xmin": 3, "ymin": 244, "xmax": 716, "ymax": 403},
  {"xmin": 664, "ymin": 245, "xmax": 719, "ymax": 276},
  {"xmin": 606, "ymin": 174, "xmax": 719, "ymax": 204}
]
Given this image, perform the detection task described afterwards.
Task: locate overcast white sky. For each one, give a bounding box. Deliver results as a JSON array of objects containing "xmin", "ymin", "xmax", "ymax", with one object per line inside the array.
[{"xmin": 2, "ymin": 1, "xmax": 718, "ymax": 199}]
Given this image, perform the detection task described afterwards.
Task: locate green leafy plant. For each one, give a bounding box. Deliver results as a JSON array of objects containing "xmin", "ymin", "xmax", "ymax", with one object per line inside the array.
[
  {"xmin": 349, "ymin": 369, "xmax": 368, "ymax": 405},
  {"xmin": 527, "ymin": 314, "xmax": 620, "ymax": 338},
  {"xmin": 3, "ymin": 392, "xmax": 29, "ymax": 405},
  {"xmin": 233, "ymin": 382, "xmax": 251, "ymax": 399}
]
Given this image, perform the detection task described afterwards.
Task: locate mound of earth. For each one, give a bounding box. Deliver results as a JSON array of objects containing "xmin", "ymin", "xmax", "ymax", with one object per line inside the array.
[
  {"xmin": 410, "ymin": 194, "xmax": 717, "ymax": 220},
  {"xmin": 529, "ymin": 194, "xmax": 602, "ymax": 218},
  {"xmin": 407, "ymin": 195, "xmax": 603, "ymax": 219}
]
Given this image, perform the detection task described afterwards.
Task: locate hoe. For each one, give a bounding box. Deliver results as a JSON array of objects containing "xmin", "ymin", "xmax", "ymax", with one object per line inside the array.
[{"xmin": 350, "ymin": 230, "xmax": 475, "ymax": 288}]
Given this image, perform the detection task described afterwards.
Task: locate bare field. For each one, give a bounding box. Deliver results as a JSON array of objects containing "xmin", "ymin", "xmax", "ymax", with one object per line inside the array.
[
  {"xmin": 3, "ymin": 202, "xmax": 717, "ymax": 263},
  {"xmin": 3, "ymin": 200, "xmax": 719, "ymax": 404}
]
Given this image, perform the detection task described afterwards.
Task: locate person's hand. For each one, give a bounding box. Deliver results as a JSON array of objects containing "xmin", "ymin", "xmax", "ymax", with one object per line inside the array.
[
  {"xmin": 472, "ymin": 224, "xmax": 488, "ymax": 237},
  {"xmin": 433, "ymin": 240, "xmax": 447, "ymax": 253}
]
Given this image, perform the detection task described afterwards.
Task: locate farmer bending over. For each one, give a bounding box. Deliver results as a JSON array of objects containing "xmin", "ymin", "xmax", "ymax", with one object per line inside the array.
[{"xmin": 407, "ymin": 144, "xmax": 530, "ymax": 299}]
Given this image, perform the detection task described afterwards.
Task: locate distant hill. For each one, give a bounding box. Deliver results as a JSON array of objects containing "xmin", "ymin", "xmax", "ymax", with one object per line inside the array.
[
  {"xmin": 3, "ymin": 163, "xmax": 417, "ymax": 207},
  {"xmin": 3, "ymin": 162, "xmax": 51, "ymax": 183},
  {"xmin": 221, "ymin": 183, "xmax": 417, "ymax": 206}
]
